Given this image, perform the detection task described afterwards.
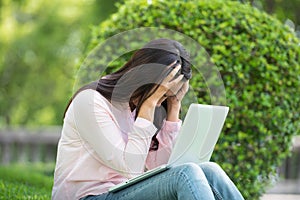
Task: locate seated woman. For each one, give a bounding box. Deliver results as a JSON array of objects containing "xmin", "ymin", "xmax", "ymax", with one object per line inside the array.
[{"xmin": 52, "ymin": 38, "xmax": 244, "ymax": 200}]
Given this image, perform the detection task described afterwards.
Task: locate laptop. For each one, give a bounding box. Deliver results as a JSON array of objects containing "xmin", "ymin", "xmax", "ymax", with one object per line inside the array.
[{"xmin": 109, "ymin": 103, "xmax": 229, "ymax": 193}]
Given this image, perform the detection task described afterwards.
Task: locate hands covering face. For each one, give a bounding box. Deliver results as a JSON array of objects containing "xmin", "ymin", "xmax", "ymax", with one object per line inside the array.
[
  {"xmin": 153, "ymin": 61, "xmax": 189, "ymax": 106},
  {"xmin": 165, "ymin": 80, "xmax": 189, "ymax": 105}
]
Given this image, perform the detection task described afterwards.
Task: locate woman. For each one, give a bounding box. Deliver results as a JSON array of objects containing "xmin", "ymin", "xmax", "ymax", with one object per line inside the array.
[{"xmin": 52, "ymin": 38, "xmax": 244, "ymax": 200}]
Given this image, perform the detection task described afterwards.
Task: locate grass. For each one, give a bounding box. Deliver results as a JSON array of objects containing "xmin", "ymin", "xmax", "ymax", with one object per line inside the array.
[{"xmin": 0, "ymin": 163, "xmax": 54, "ymax": 200}]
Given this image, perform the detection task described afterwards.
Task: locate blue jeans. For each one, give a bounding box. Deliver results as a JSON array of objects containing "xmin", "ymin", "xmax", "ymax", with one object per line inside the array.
[{"xmin": 81, "ymin": 162, "xmax": 244, "ymax": 200}]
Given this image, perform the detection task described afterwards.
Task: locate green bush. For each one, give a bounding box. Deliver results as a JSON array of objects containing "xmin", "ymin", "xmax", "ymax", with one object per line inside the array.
[{"xmin": 87, "ymin": 0, "xmax": 300, "ymax": 199}]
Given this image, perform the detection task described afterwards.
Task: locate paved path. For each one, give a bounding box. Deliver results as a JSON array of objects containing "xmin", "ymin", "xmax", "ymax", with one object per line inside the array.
[
  {"xmin": 261, "ymin": 179, "xmax": 300, "ymax": 199},
  {"xmin": 261, "ymin": 194, "xmax": 300, "ymax": 200}
]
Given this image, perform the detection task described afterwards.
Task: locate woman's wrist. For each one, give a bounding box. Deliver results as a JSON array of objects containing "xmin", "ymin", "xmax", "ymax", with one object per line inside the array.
[
  {"xmin": 166, "ymin": 101, "xmax": 181, "ymax": 122},
  {"xmin": 137, "ymin": 99, "xmax": 157, "ymax": 122}
]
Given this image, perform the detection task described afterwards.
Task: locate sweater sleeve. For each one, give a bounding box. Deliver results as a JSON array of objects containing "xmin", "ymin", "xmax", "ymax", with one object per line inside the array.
[
  {"xmin": 145, "ymin": 119, "xmax": 182, "ymax": 170},
  {"xmin": 72, "ymin": 90, "xmax": 157, "ymax": 178}
]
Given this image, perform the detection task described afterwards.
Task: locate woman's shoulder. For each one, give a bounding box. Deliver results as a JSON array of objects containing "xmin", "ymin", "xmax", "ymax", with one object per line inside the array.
[{"xmin": 75, "ymin": 89, "xmax": 111, "ymax": 106}]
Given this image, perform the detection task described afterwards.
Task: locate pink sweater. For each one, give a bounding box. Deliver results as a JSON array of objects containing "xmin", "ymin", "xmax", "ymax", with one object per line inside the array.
[{"xmin": 52, "ymin": 89, "xmax": 181, "ymax": 200}]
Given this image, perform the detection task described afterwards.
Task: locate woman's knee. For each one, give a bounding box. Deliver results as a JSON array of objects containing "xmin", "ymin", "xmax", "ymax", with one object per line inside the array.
[
  {"xmin": 177, "ymin": 162, "xmax": 201, "ymax": 173},
  {"xmin": 175, "ymin": 162, "xmax": 207, "ymax": 181},
  {"xmin": 199, "ymin": 162, "xmax": 229, "ymax": 180},
  {"xmin": 173, "ymin": 162, "xmax": 229, "ymax": 184},
  {"xmin": 200, "ymin": 162, "xmax": 223, "ymax": 172}
]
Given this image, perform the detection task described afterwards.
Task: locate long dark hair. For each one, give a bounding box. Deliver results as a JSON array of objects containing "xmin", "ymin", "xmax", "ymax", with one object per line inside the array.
[{"xmin": 66, "ymin": 38, "xmax": 192, "ymax": 151}]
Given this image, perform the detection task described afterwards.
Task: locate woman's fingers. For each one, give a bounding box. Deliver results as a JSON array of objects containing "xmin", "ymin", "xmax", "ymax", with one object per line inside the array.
[
  {"xmin": 147, "ymin": 61, "xmax": 186, "ymax": 104},
  {"xmin": 167, "ymin": 74, "xmax": 184, "ymax": 94},
  {"xmin": 163, "ymin": 63, "xmax": 181, "ymax": 83},
  {"xmin": 175, "ymin": 81, "xmax": 189, "ymax": 101},
  {"xmin": 167, "ymin": 81, "xmax": 184, "ymax": 96}
]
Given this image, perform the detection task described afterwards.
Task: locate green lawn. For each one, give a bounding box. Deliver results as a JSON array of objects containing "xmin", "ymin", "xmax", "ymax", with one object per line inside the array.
[{"xmin": 0, "ymin": 163, "xmax": 54, "ymax": 200}]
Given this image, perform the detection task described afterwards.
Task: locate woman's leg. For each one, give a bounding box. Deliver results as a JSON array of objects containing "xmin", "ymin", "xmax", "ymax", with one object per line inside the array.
[
  {"xmin": 199, "ymin": 162, "xmax": 245, "ymax": 200},
  {"xmin": 81, "ymin": 162, "xmax": 215, "ymax": 200}
]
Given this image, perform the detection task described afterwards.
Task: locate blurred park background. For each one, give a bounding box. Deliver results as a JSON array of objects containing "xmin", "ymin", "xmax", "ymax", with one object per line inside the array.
[{"xmin": 0, "ymin": 0, "xmax": 300, "ymax": 199}]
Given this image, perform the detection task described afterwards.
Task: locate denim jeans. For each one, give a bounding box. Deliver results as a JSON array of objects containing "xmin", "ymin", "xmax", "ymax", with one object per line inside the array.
[{"xmin": 81, "ymin": 162, "xmax": 244, "ymax": 200}]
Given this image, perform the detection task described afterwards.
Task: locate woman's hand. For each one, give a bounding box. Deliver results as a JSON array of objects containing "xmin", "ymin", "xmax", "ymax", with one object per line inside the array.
[
  {"xmin": 138, "ymin": 61, "xmax": 183, "ymax": 122},
  {"xmin": 167, "ymin": 80, "xmax": 189, "ymax": 105},
  {"xmin": 166, "ymin": 80, "xmax": 189, "ymax": 122},
  {"xmin": 145, "ymin": 62, "xmax": 184, "ymax": 106}
]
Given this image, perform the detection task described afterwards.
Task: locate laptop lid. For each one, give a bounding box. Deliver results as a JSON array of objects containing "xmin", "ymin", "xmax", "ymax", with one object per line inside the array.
[{"xmin": 168, "ymin": 103, "xmax": 229, "ymax": 166}]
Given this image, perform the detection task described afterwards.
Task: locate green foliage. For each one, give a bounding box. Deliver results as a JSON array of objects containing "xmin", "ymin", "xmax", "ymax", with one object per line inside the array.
[
  {"xmin": 234, "ymin": 0, "xmax": 300, "ymax": 37},
  {"xmin": 245, "ymin": 0, "xmax": 299, "ymax": 24},
  {"xmin": 0, "ymin": 163, "xmax": 54, "ymax": 199},
  {"xmin": 89, "ymin": 0, "xmax": 300, "ymax": 199},
  {"xmin": 0, "ymin": 0, "xmax": 118, "ymax": 127}
]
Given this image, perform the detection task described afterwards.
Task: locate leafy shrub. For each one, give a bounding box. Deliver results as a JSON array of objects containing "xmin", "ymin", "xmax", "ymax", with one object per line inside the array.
[{"xmin": 87, "ymin": 0, "xmax": 300, "ymax": 199}]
